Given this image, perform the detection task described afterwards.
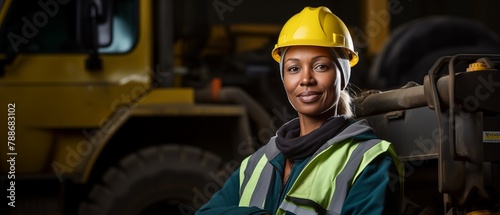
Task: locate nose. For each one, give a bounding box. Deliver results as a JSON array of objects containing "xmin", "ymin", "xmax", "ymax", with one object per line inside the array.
[{"xmin": 300, "ymin": 69, "xmax": 317, "ymax": 86}]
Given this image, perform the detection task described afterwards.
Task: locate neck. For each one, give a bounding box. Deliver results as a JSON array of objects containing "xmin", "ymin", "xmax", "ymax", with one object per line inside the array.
[{"xmin": 298, "ymin": 108, "xmax": 338, "ymax": 136}]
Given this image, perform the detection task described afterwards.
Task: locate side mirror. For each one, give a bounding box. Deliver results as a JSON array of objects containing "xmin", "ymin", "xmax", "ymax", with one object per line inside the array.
[
  {"xmin": 77, "ymin": 0, "xmax": 113, "ymax": 48},
  {"xmin": 76, "ymin": 0, "xmax": 113, "ymax": 70}
]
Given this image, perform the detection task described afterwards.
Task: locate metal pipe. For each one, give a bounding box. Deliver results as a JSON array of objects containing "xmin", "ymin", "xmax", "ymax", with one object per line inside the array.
[
  {"xmin": 354, "ymin": 85, "xmax": 427, "ymax": 117},
  {"xmin": 155, "ymin": 0, "xmax": 174, "ymax": 87}
]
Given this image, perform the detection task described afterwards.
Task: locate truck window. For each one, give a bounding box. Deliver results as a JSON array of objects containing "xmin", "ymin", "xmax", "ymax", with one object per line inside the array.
[
  {"xmin": 98, "ymin": 0, "xmax": 137, "ymax": 53},
  {"xmin": 0, "ymin": 0, "xmax": 137, "ymax": 54}
]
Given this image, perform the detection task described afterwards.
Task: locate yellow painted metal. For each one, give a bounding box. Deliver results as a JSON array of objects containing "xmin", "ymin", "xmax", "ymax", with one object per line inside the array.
[
  {"xmin": 1, "ymin": 126, "xmax": 54, "ymax": 173},
  {"xmin": 137, "ymin": 88, "xmax": 194, "ymax": 105},
  {"xmin": 0, "ymin": 0, "xmax": 252, "ymax": 183},
  {"xmin": 52, "ymin": 131, "xmax": 92, "ymax": 177},
  {"xmin": 0, "ymin": 83, "xmax": 145, "ymax": 127},
  {"xmin": 0, "ymin": 0, "xmax": 12, "ymax": 24},
  {"xmin": 230, "ymin": 24, "xmax": 281, "ymax": 53},
  {"xmin": 0, "ymin": 0, "xmax": 153, "ymax": 174},
  {"xmin": 362, "ymin": 0, "xmax": 390, "ymax": 58},
  {"xmin": 71, "ymin": 105, "xmax": 132, "ymax": 182},
  {"xmin": 467, "ymin": 210, "xmax": 495, "ymax": 215},
  {"xmin": 132, "ymin": 104, "xmax": 246, "ymax": 117},
  {"xmin": 76, "ymin": 102, "xmax": 248, "ymax": 183},
  {"xmin": 201, "ymin": 24, "xmax": 280, "ymax": 57},
  {"xmin": 0, "ymin": 1, "xmax": 10, "ymax": 61}
]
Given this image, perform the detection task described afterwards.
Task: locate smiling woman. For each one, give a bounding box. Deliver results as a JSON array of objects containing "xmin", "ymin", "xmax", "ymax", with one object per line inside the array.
[
  {"xmin": 282, "ymin": 46, "xmax": 342, "ymax": 124},
  {"xmin": 196, "ymin": 6, "xmax": 404, "ymax": 215}
]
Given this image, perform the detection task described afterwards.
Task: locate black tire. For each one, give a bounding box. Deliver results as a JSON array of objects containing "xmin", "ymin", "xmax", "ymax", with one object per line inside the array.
[
  {"xmin": 78, "ymin": 145, "xmax": 223, "ymax": 215},
  {"xmin": 368, "ymin": 16, "xmax": 500, "ymax": 89}
]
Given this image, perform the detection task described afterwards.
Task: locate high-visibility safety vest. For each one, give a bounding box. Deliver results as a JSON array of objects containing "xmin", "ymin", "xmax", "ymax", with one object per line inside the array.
[{"xmin": 238, "ymin": 126, "xmax": 404, "ymax": 215}]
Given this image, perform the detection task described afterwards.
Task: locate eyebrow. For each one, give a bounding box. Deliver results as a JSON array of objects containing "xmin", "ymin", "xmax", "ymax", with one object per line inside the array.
[{"xmin": 284, "ymin": 55, "xmax": 333, "ymax": 63}]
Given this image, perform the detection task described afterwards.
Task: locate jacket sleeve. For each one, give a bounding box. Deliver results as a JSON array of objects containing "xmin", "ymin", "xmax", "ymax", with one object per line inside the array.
[
  {"xmin": 341, "ymin": 153, "xmax": 401, "ymax": 215},
  {"xmin": 195, "ymin": 167, "xmax": 271, "ymax": 215}
]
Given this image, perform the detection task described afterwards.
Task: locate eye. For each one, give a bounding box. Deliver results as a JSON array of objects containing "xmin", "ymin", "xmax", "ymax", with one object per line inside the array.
[
  {"xmin": 287, "ymin": 66, "xmax": 300, "ymax": 74},
  {"xmin": 314, "ymin": 64, "xmax": 329, "ymax": 72}
]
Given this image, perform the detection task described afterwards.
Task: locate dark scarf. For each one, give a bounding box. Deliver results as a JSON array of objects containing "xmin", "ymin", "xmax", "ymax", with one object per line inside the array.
[{"xmin": 275, "ymin": 115, "xmax": 349, "ymax": 160}]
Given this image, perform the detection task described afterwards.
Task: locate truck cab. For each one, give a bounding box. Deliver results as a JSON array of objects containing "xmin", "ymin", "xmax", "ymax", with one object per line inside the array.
[{"xmin": 0, "ymin": 0, "xmax": 273, "ymax": 214}]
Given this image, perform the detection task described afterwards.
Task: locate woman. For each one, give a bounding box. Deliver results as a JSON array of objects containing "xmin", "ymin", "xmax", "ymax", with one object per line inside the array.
[{"xmin": 196, "ymin": 6, "xmax": 403, "ymax": 215}]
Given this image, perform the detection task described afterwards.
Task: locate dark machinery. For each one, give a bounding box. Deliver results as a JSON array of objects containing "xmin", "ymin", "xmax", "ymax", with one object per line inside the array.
[{"xmin": 355, "ymin": 54, "xmax": 500, "ymax": 214}]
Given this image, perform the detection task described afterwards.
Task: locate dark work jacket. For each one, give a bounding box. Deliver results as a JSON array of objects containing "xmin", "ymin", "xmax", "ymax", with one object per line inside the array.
[{"xmin": 196, "ymin": 123, "xmax": 401, "ymax": 215}]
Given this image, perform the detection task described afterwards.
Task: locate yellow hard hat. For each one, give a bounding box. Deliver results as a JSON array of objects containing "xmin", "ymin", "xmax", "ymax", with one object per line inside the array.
[{"xmin": 271, "ymin": 6, "xmax": 359, "ymax": 67}]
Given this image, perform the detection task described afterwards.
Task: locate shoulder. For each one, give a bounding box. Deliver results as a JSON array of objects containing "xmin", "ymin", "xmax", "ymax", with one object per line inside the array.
[
  {"xmin": 244, "ymin": 136, "xmax": 280, "ymax": 160},
  {"xmin": 240, "ymin": 136, "xmax": 280, "ymax": 172}
]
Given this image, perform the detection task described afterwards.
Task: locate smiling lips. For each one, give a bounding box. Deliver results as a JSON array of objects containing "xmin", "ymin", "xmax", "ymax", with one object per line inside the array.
[{"xmin": 297, "ymin": 91, "xmax": 322, "ymax": 103}]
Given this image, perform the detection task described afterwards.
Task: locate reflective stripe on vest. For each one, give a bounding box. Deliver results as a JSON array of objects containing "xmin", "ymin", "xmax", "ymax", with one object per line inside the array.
[
  {"xmin": 328, "ymin": 138, "xmax": 381, "ymax": 214},
  {"xmin": 277, "ymin": 139, "xmax": 384, "ymax": 215},
  {"xmin": 239, "ymin": 137, "xmax": 279, "ymax": 208},
  {"xmin": 280, "ymin": 200, "xmax": 319, "ymax": 215},
  {"xmin": 238, "ymin": 138, "xmax": 402, "ymax": 215}
]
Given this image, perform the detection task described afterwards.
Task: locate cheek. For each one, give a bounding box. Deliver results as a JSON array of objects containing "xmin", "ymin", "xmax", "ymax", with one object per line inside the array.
[
  {"xmin": 321, "ymin": 73, "xmax": 341, "ymax": 100},
  {"xmin": 283, "ymin": 75, "xmax": 298, "ymax": 94},
  {"xmin": 320, "ymin": 72, "xmax": 339, "ymax": 90}
]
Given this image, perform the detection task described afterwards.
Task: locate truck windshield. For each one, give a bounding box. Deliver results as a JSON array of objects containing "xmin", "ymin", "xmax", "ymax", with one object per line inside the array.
[{"xmin": 0, "ymin": 0, "xmax": 137, "ymax": 54}]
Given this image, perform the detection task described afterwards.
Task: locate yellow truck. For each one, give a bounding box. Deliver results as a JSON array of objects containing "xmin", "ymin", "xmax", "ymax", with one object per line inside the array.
[{"xmin": 0, "ymin": 0, "xmax": 281, "ymax": 214}]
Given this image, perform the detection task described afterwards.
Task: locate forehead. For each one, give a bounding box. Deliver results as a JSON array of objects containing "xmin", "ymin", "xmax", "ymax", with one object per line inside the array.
[{"xmin": 284, "ymin": 46, "xmax": 332, "ymax": 60}]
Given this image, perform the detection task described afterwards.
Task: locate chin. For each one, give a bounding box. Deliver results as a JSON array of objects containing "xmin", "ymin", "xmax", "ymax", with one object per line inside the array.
[
  {"xmin": 297, "ymin": 106, "xmax": 337, "ymax": 118},
  {"xmin": 296, "ymin": 108, "xmax": 327, "ymax": 117}
]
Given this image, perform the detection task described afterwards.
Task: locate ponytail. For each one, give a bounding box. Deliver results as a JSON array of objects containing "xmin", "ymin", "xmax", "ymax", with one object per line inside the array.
[{"xmin": 337, "ymin": 90, "xmax": 353, "ymax": 117}]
